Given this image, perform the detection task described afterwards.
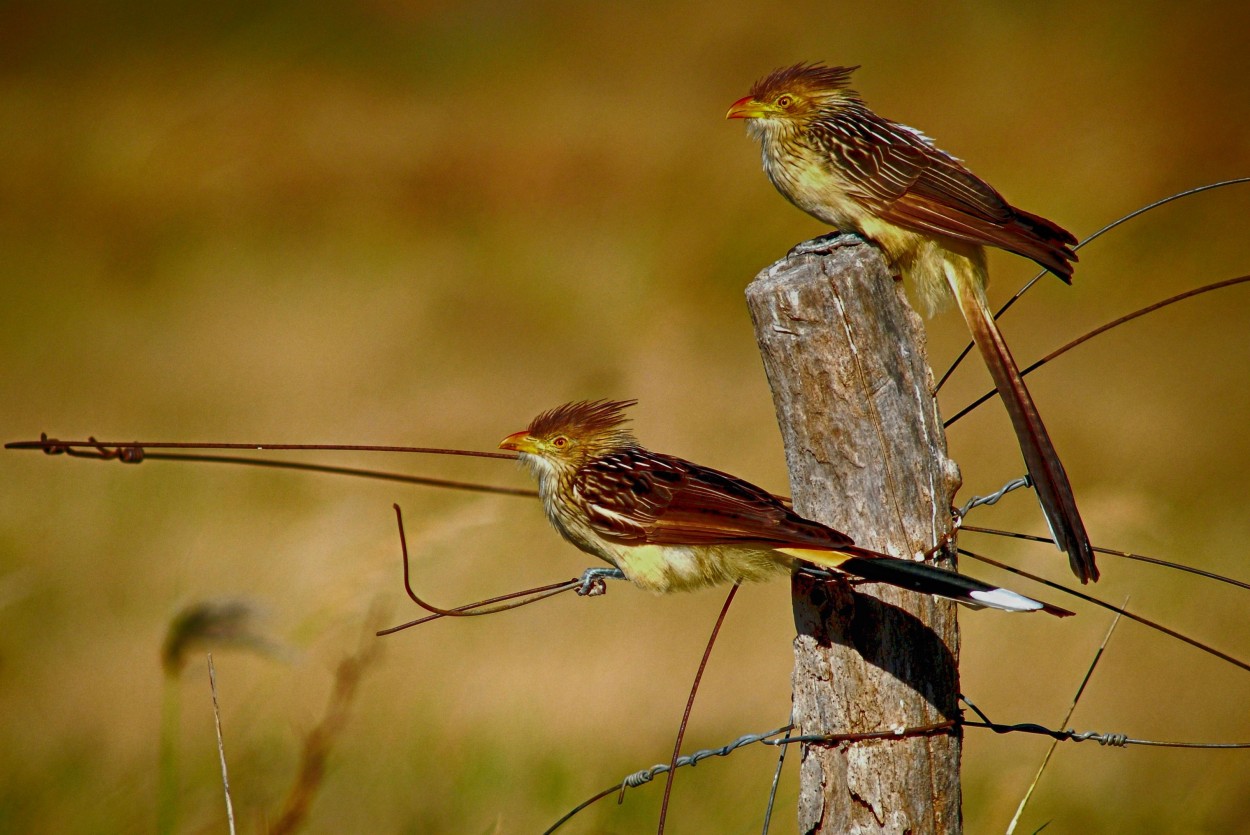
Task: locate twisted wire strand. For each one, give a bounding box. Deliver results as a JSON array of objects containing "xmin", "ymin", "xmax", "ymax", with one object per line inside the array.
[
  {"xmin": 546, "ymin": 712, "xmax": 1250, "ymax": 833},
  {"xmin": 543, "ymin": 726, "xmax": 793, "ymax": 834}
]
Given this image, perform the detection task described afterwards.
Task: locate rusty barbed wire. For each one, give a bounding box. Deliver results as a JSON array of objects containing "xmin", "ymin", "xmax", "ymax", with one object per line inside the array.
[
  {"xmin": 543, "ymin": 725, "xmax": 794, "ymax": 834},
  {"xmin": 6, "ymin": 434, "xmax": 517, "ymax": 461},
  {"xmin": 546, "ymin": 704, "xmax": 1250, "ymax": 832}
]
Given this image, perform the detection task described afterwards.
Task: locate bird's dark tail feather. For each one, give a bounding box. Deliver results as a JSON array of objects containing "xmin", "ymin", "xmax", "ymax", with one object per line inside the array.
[
  {"xmin": 950, "ymin": 270, "xmax": 1099, "ymax": 583},
  {"xmin": 785, "ymin": 547, "xmax": 1073, "ymax": 616}
]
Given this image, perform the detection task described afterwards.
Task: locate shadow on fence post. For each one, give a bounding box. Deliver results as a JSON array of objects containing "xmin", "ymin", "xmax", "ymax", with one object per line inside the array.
[{"xmin": 747, "ymin": 239, "xmax": 964, "ymax": 834}]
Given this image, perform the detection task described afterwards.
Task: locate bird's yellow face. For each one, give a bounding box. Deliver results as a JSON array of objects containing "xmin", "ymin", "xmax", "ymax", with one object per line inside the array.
[
  {"xmin": 729, "ymin": 64, "xmax": 859, "ymax": 128},
  {"xmin": 500, "ymin": 400, "xmax": 638, "ymax": 476},
  {"xmin": 499, "ymin": 429, "xmax": 577, "ymax": 461},
  {"xmin": 726, "ymin": 91, "xmax": 806, "ymax": 122},
  {"xmin": 500, "ymin": 427, "xmax": 590, "ymax": 483}
]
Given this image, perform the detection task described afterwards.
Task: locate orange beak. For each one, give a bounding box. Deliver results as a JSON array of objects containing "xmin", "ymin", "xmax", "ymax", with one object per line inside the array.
[
  {"xmin": 498, "ymin": 430, "xmax": 533, "ymax": 453},
  {"xmin": 726, "ymin": 95, "xmax": 762, "ymax": 119}
]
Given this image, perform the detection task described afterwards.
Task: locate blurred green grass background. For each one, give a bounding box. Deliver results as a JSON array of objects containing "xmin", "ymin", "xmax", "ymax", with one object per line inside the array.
[{"xmin": 2, "ymin": 0, "xmax": 1249, "ymax": 831}]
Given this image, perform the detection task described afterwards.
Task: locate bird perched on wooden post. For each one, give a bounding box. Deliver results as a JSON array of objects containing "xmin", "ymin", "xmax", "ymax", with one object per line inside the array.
[
  {"xmin": 499, "ymin": 399, "xmax": 1071, "ymax": 616},
  {"xmin": 727, "ymin": 63, "xmax": 1097, "ymax": 584}
]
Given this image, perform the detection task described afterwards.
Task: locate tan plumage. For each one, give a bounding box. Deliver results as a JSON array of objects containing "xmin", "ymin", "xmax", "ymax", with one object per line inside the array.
[
  {"xmin": 500, "ymin": 400, "xmax": 1071, "ymax": 616},
  {"xmin": 728, "ymin": 63, "xmax": 1097, "ymax": 583}
]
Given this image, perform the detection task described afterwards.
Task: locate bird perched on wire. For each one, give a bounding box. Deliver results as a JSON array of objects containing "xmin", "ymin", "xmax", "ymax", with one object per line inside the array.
[
  {"xmin": 727, "ymin": 63, "xmax": 1097, "ymax": 584},
  {"xmin": 499, "ymin": 399, "xmax": 1070, "ymax": 616}
]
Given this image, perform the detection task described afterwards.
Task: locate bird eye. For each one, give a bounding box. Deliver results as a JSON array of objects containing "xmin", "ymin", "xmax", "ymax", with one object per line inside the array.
[
  {"xmin": 776, "ymin": 94, "xmax": 793, "ymax": 107},
  {"xmin": 552, "ymin": 436, "xmax": 569, "ymax": 448}
]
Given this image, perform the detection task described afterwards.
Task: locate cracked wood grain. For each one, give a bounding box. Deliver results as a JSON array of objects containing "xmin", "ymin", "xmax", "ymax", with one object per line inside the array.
[{"xmin": 747, "ymin": 239, "xmax": 963, "ymax": 835}]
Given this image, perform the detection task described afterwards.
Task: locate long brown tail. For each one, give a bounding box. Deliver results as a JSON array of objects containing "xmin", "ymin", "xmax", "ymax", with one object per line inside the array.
[{"xmin": 947, "ymin": 264, "xmax": 1099, "ymax": 583}]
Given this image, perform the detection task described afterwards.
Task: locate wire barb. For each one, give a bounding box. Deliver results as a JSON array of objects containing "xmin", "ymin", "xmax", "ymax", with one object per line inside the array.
[{"xmin": 24, "ymin": 433, "xmax": 147, "ymax": 463}]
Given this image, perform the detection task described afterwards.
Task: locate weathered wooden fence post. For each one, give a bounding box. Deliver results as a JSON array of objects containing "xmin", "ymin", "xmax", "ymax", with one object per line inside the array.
[{"xmin": 746, "ymin": 239, "xmax": 964, "ymax": 834}]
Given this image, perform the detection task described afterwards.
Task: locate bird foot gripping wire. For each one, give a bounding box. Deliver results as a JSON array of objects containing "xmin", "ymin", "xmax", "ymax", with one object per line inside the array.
[
  {"xmin": 576, "ymin": 568, "xmax": 626, "ymax": 597},
  {"xmin": 787, "ymin": 231, "xmax": 864, "ymax": 259}
]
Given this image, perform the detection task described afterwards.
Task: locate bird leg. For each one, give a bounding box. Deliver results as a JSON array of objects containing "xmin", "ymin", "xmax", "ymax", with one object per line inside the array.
[
  {"xmin": 577, "ymin": 567, "xmax": 626, "ymax": 596},
  {"xmin": 787, "ymin": 231, "xmax": 864, "ymax": 258}
]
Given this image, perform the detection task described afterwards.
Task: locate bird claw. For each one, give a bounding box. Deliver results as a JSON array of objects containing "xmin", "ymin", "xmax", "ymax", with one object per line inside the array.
[
  {"xmin": 787, "ymin": 231, "xmax": 862, "ymax": 258},
  {"xmin": 576, "ymin": 567, "xmax": 625, "ymax": 597},
  {"xmin": 578, "ymin": 578, "xmax": 607, "ymax": 597}
]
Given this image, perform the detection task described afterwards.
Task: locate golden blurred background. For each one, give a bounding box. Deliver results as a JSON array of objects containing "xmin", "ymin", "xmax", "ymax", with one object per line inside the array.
[{"xmin": 2, "ymin": 1, "xmax": 1249, "ymax": 831}]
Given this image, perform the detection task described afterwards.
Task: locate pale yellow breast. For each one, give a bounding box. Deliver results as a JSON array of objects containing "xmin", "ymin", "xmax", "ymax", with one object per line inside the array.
[
  {"xmin": 607, "ymin": 542, "xmax": 791, "ymax": 594},
  {"xmin": 764, "ymin": 141, "xmax": 986, "ymax": 315}
]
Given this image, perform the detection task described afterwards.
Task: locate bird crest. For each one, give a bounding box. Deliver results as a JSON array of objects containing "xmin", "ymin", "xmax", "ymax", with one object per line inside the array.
[
  {"xmin": 527, "ymin": 399, "xmax": 639, "ymax": 448},
  {"xmin": 749, "ymin": 63, "xmax": 861, "ymax": 102}
]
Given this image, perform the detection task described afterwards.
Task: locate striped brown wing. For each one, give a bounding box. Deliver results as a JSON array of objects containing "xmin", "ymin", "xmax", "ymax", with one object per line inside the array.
[
  {"xmin": 820, "ymin": 109, "xmax": 1077, "ymax": 278},
  {"xmin": 572, "ymin": 448, "xmax": 852, "ymax": 549}
]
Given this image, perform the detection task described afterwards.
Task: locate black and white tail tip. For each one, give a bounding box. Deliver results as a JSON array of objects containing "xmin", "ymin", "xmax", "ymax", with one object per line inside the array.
[
  {"xmin": 968, "ymin": 587, "xmax": 1052, "ymax": 613},
  {"xmin": 835, "ymin": 556, "xmax": 1074, "ymax": 617}
]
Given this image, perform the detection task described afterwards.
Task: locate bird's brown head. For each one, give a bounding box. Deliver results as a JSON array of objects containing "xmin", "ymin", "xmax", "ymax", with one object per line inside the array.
[
  {"xmin": 499, "ymin": 399, "xmax": 639, "ymax": 473},
  {"xmin": 727, "ymin": 63, "xmax": 860, "ymax": 129}
]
